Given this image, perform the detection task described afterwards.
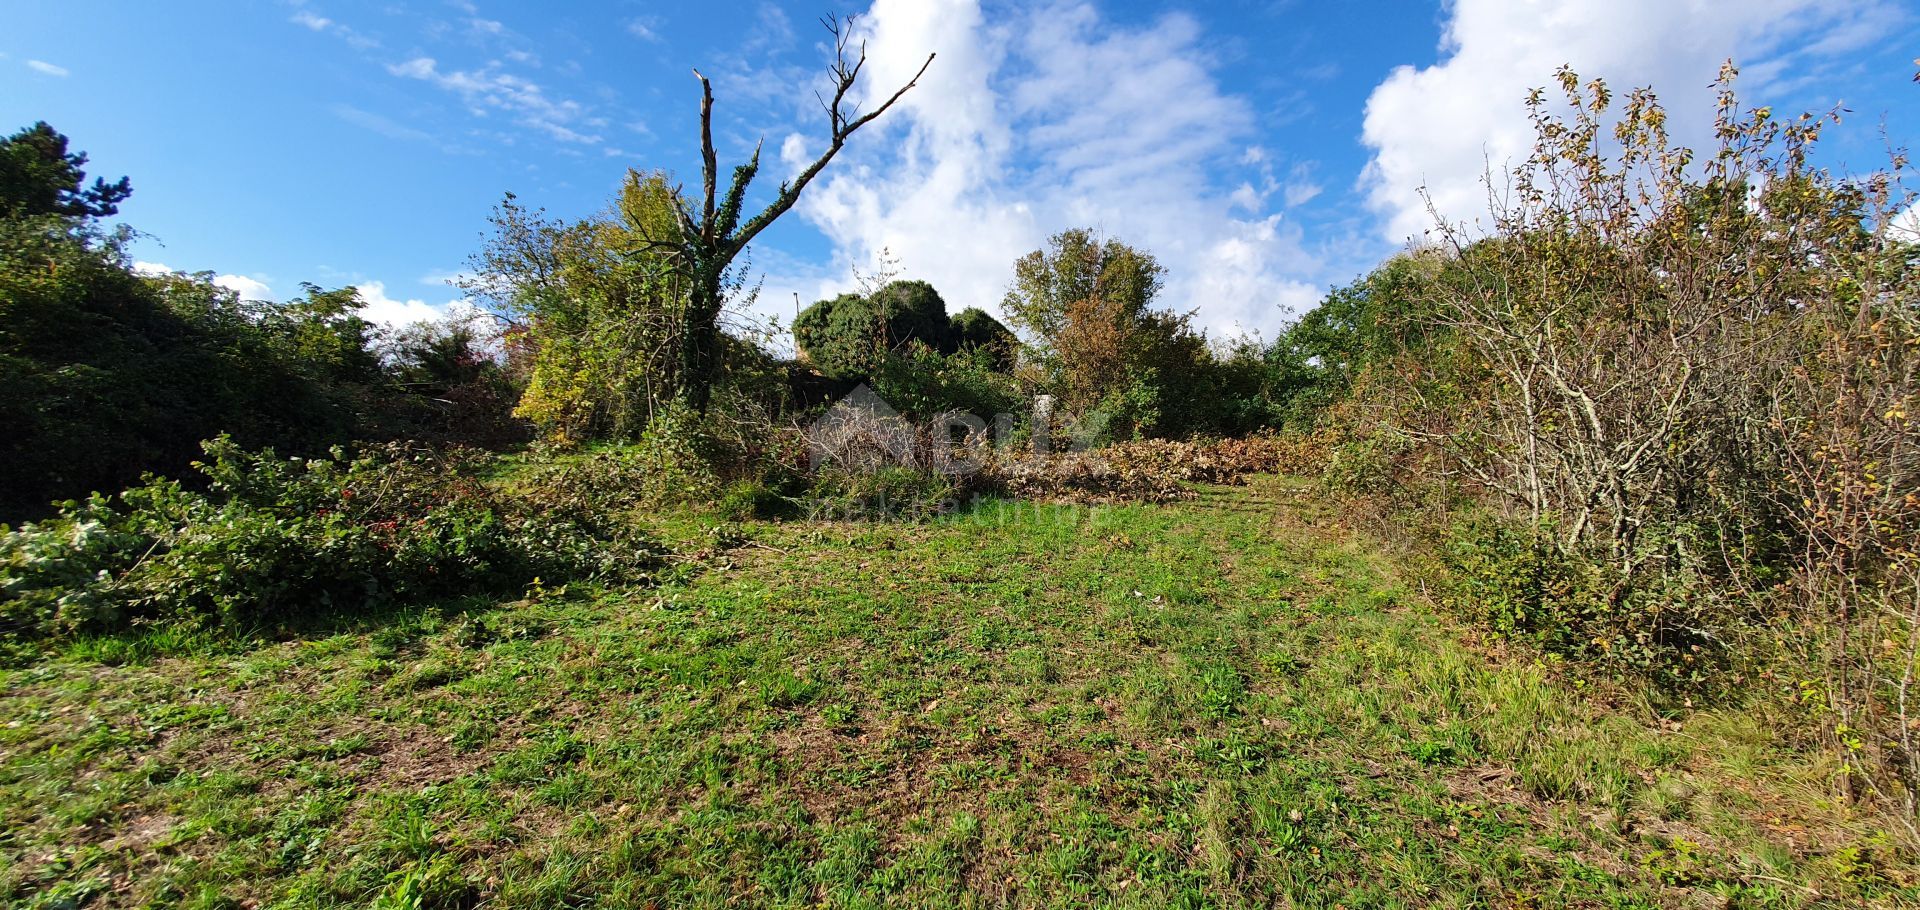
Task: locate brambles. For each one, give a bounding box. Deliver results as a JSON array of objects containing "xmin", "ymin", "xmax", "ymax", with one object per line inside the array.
[
  {"xmin": 1435, "ymin": 513, "xmax": 1732, "ymax": 688},
  {"xmin": 0, "ymin": 437, "xmax": 663, "ymax": 642},
  {"xmin": 805, "ymin": 465, "xmax": 960, "ymax": 521}
]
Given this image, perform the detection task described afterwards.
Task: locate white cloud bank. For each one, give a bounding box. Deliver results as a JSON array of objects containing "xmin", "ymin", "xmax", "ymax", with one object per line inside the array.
[
  {"xmin": 25, "ymin": 59, "xmax": 68, "ymax": 77},
  {"xmin": 1893, "ymin": 201, "xmax": 1920, "ymax": 243},
  {"xmin": 353, "ymin": 281, "xmax": 462, "ymax": 328},
  {"xmin": 758, "ymin": 0, "xmax": 1330, "ymax": 340},
  {"xmin": 132, "ymin": 262, "xmax": 460, "ymax": 329},
  {"xmin": 133, "ymin": 261, "xmax": 274, "ymax": 303},
  {"xmin": 1360, "ymin": 0, "xmax": 1905, "ymax": 243}
]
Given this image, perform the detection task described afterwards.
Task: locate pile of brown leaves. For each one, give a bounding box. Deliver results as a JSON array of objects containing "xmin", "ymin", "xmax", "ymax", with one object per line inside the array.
[{"xmin": 979, "ymin": 434, "xmax": 1319, "ymax": 503}]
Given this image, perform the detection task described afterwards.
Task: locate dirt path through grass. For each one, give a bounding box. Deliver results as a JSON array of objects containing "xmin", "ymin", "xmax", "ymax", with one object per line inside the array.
[{"xmin": 0, "ymin": 476, "xmax": 1905, "ymax": 908}]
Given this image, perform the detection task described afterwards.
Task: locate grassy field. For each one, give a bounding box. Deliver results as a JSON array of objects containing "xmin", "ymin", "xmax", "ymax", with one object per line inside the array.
[{"xmin": 1, "ymin": 475, "xmax": 1910, "ymax": 908}]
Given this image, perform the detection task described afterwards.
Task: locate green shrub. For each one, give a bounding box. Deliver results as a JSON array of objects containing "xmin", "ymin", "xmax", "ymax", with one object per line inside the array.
[
  {"xmin": 629, "ymin": 403, "xmax": 723, "ymax": 504},
  {"xmin": 868, "ymin": 280, "xmax": 953, "ymax": 346},
  {"xmin": 871, "ymin": 343, "xmax": 1019, "ymax": 419},
  {"xmin": 1440, "ymin": 517, "xmax": 1609, "ymax": 652},
  {"xmin": 514, "ymin": 404, "xmax": 715, "ymax": 514},
  {"xmin": 717, "ymin": 479, "xmax": 801, "ymax": 521},
  {"xmin": 0, "ymin": 216, "xmax": 394, "ymax": 522},
  {"xmin": 804, "ymin": 466, "xmax": 958, "ymax": 521},
  {"xmin": 947, "ymin": 306, "xmax": 1016, "ymax": 369},
  {"xmin": 795, "ymin": 281, "xmax": 954, "ymax": 381},
  {"xmin": 0, "ymin": 436, "xmax": 662, "ymax": 641},
  {"xmin": 1438, "ymin": 515, "xmax": 1729, "ymax": 688},
  {"xmin": 0, "ymin": 490, "xmax": 155, "ymax": 636},
  {"xmin": 1085, "ymin": 370, "xmax": 1164, "ymax": 443},
  {"xmin": 514, "ymin": 402, "xmax": 811, "ymax": 523},
  {"xmin": 1319, "ymin": 426, "xmax": 1413, "ymax": 499}
]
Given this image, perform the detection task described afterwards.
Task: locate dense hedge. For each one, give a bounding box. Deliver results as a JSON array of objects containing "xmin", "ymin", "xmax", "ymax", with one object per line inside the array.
[{"xmin": 1, "ymin": 437, "xmax": 660, "ymax": 642}]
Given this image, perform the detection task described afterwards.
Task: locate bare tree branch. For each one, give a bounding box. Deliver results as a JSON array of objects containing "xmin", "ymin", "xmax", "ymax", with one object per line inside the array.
[
  {"xmin": 692, "ymin": 68, "xmax": 717, "ymax": 239},
  {"xmin": 728, "ymin": 19, "xmax": 933, "ymax": 254}
]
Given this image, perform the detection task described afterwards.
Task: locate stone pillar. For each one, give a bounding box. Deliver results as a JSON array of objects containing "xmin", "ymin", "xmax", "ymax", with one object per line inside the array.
[{"xmin": 1032, "ymin": 394, "xmax": 1056, "ymax": 454}]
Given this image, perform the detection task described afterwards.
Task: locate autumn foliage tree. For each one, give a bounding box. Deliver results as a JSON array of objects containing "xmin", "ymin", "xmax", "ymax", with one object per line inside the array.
[
  {"xmin": 1001, "ymin": 228, "xmax": 1241, "ymax": 438},
  {"xmin": 464, "ymin": 173, "xmax": 696, "ymax": 441},
  {"xmin": 1002, "ymin": 229, "xmax": 1166, "ymax": 407}
]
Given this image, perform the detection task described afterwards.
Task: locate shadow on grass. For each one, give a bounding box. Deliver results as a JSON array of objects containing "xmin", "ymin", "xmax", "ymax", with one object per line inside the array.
[
  {"xmin": 36, "ymin": 590, "xmax": 523, "ymax": 667},
  {"xmin": 22, "ymin": 556, "xmax": 703, "ymax": 668}
]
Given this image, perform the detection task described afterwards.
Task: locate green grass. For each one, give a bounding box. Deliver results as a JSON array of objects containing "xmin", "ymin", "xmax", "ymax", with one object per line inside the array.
[{"xmin": 0, "ymin": 476, "xmax": 1910, "ymax": 908}]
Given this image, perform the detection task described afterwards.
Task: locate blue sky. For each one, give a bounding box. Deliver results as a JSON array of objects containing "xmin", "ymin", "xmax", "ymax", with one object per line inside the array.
[{"xmin": 3, "ymin": 1, "xmax": 1915, "ymax": 338}]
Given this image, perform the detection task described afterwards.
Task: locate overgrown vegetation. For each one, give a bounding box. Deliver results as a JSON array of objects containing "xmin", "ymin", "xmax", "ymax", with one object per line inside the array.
[
  {"xmin": 1, "ymin": 437, "xmax": 660, "ymax": 649},
  {"xmin": 0, "ymin": 32, "xmax": 1915, "ymax": 908},
  {"xmin": 5, "ymin": 478, "xmax": 1912, "ymax": 908},
  {"xmin": 1288, "ymin": 66, "xmax": 1920, "ymax": 839},
  {"xmin": 0, "ymin": 123, "xmax": 522, "ymax": 522}
]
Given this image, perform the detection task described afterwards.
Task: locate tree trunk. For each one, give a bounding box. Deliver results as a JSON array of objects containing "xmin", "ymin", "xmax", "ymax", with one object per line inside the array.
[
  {"xmin": 667, "ymin": 20, "xmax": 931, "ymax": 415},
  {"xmin": 680, "ymin": 275, "xmax": 723, "ymax": 414}
]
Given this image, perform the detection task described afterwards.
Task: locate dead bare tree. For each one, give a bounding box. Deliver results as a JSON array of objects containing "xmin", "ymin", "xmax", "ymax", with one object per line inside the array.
[{"xmin": 666, "ymin": 15, "xmax": 933, "ymax": 413}]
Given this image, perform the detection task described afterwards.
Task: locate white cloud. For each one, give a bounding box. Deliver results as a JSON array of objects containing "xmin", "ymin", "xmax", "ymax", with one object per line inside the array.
[
  {"xmin": 25, "ymin": 60, "xmax": 68, "ymax": 77},
  {"xmin": 779, "ymin": 132, "xmax": 809, "ymax": 170},
  {"xmin": 1892, "ymin": 200, "xmax": 1920, "ymax": 243},
  {"xmin": 330, "ymin": 103, "xmax": 435, "ymax": 144},
  {"xmin": 216, "ymin": 274, "xmax": 274, "ymax": 302},
  {"xmin": 133, "ymin": 261, "xmax": 275, "ymax": 302},
  {"xmin": 1360, "ymin": 0, "xmax": 1904, "ymax": 243},
  {"xmin": 754, "ymin": 0, "xmax": 1333, "ymax": 339},
  {"xmin": 1282, "ymin": 163, "xmax": 1323, "ymax": 208},
  {"xmin": 387, "ymin": 56, "xmax": 600, "ymax": 144},
  {"xmin": 287, "ymin": 8, "xmax": 379, "ymax": 49},
  {"xmin": 626, "ymin": 18, "xmax": 662, "ymax": 42},
  {"xmin": 134, "ymin": 262, "xmax": 461, "ymax": 328},
  {"xmin": 1227, "ymin": 147, "xmax": 1322, "ymax": 213},
  {"xmin": 353, "ymin": 281, "xmax": 462, "ymax": 329},
  {"xmin": 352, "ymin": 285, "xmax": 439, "ymax": 327},
  {"xmin": 388, "ymin": 57, "xmax": 434, "ymax": 79}
]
